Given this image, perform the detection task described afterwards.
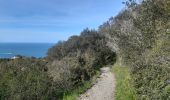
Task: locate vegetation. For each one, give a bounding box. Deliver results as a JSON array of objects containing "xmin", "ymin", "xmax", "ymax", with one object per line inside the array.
[
  {"xmin": 0, "ymin": 58, "xmax": 60, "ymax": 99},
  {"xmin": 47, "ymin": 29, "xmax": 116, "ymax": 99},
  {"xmin": 0, "ymin": 0, "xmax": 170, "ymax": 99},
  {"xmin": 63, "ymin": 71, "xmax": 100, "ymax": 100},
  {"xmin": 100, "ymin": 0, "xmax": 170, "ymax": 99},
  {"xmin": 112, "ymin": 63, "xmax": 136, "ymax": 100},
  {"xmin": 0, "ymin": 29, "xmax": 116, "ymax": 100}
]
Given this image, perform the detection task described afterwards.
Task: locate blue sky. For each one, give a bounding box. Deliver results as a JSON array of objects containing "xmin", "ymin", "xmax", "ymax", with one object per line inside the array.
[{"xmin": 0, "ymin": 0, "xmax": 124, "ymax": 43}]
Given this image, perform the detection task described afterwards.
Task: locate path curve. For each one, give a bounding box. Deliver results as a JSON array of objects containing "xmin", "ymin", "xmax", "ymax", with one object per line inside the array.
[{"xmin": 78, "ymin": 67, "xmax": 116, "ymax": 100}]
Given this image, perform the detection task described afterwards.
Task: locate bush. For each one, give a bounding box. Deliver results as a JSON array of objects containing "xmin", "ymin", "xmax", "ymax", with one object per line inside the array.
[
  {"xmin": 99, "ymin": 0, "xmax": 170, "ymax": 99},
  {"xmin": 47, "ymin": 28, "xmax": 116, "ymax": 97},
  {"xmin": 0, "ymin": 58, "xmax": 60, "ymax": 100}
]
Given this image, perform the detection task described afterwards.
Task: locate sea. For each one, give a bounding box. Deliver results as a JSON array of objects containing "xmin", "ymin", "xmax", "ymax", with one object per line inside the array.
[{"xmin": 0, "ymin": 43, "xmax": 55, "ymax": 58}]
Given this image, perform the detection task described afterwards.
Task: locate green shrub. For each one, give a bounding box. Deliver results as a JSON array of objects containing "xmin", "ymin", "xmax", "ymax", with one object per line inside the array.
[
  {"xmin": 99, "ymin": 0, "xmax": 170, "ymax": 99},
  {"xmin": 0, "ymin": 58, "xmax": 60, "ymax": 100},
  {"xmin": 47, "ymin": 29, "xmax": 116, "ymax": 97}
]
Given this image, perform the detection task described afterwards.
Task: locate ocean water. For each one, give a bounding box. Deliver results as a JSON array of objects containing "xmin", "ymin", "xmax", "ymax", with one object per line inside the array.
[{"xmin": 0, "ymin": 43, "xmax": 54, "ymax": 58}]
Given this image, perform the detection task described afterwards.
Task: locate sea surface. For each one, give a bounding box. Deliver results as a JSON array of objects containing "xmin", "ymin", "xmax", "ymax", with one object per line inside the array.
[{"xmin": 0, "ymin": 43, "xmax": 54, "ymax": 58}]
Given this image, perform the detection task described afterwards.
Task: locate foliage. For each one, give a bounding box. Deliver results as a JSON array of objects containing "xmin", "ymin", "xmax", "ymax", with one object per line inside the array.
[
  {"xmin": 0, "ymin": 29, "xmax": 116, "ymax": 100},
  {"xmin": 48, "ymin": 29, "xmax": 115, "ymax": 65},
  {"xmin": 62, "ymin": 71, "xmax": 100, "ymax": 100},
  {"xmin": 47, "ymin": 28, "xmax": 116, "ymax": 97},
  {"xmin": 2, "ymin": 0, "xmax": 169, "ymax": 99},
  {"xmin": 99, "ymin": 0, "xmax": 170, "ymax": 99},
  {"xmin": 0, "ymin": 58, "xmax": 61, "ymax": 100}
]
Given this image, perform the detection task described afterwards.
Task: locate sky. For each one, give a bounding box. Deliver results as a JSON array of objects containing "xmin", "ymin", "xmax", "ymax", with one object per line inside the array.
[{"xmin": 0, "ymin": 0, "xmax": 125, "ymax": 43}]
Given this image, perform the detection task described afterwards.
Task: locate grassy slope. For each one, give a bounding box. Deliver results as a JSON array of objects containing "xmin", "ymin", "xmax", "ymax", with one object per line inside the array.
[{"xmin": 112, "ymin": 63, "xmax": 136, "ymax": 100}]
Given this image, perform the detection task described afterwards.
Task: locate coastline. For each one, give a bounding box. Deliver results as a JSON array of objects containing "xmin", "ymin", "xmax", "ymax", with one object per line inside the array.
[{"xmin": 0, "ymin": 43, "xmax": 54, "ymax": 58}]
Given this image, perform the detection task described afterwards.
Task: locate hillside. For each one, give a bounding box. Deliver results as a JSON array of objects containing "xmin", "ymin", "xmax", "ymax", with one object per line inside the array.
[
  {"xmin": 0, "ymin": 0, "xmax": 170, "ymax": 100},
  {"xmin": 99, "ymin": 0, "xmax": 170, "ymax": 99}
]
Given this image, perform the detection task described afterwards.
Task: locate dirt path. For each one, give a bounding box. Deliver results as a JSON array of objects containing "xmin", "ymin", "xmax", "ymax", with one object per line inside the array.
[{"xmin": 78, "ymin": 67, "xmax": 116, "ymax": 100}]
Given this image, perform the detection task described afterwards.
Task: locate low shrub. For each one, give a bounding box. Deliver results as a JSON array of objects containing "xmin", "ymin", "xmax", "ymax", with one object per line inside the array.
[{"xmin": 0, "ymin": 58, "xmax": 60, "ymax": 100}]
